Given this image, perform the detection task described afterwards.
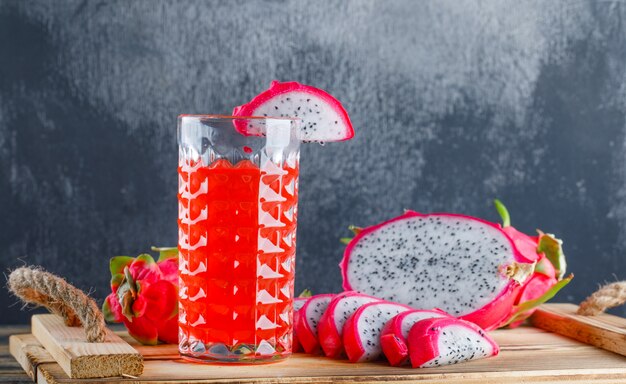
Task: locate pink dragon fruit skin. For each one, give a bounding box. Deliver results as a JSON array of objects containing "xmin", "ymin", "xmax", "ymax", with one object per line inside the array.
[
  {"xmin": 341, "ymin": 210, "xmax": 534, "ymax": 331},
  {"xmin": 408, "ymin": 317, "xmax": 499, "ymax": 368},
  {"xmin": 294, "ymin": 294, "xmax": 335, "ymax": 354},
  {"xmin": 232, "ymin": 80, "xmax": 354, "ymax": 142},
  {"xmin": 380, "ymin": 308, "xmax": 450, "ymax": 366},
  {"xmin": 317, "ymin": 291, "xmax": 382, "ymax": 358},
  {"xmin": 102, "ymin": 250, "xmax": 179, "ymax": 345}
]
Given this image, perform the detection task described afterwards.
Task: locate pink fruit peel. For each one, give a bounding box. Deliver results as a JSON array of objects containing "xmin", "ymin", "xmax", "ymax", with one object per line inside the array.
[{"xmin": 102, "ymin": 248, "xmax": 179, "ymax": 345}]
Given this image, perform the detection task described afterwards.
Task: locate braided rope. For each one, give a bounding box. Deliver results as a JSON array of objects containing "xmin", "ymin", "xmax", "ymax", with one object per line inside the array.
[
  {"xmin": 7, "ymin": 266, "xmax": 106, "ymax": 342},
  {"xmin": 577, "ymin": 281, "xmax": 626, "ymax": 316}
]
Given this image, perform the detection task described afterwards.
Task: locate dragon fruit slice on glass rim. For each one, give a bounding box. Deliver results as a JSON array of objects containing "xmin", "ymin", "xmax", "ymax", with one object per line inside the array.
[
  {"xmin": 408, "ymin": 317, "xmax": 499, "ymax": 368},
  {"xmin": 340, "ymin": 211, "xmax": 537, "ymax": 331},
  {"xmin": 232, "ymin": 80, "xmax": 354, "ymax": 142},
  {"xmin": 102, "ymin": 247, "xmax": 179, "ymax": 345}
]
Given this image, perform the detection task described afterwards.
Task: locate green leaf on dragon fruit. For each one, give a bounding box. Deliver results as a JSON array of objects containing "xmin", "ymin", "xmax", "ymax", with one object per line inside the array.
[
  {"xmin": 102, "ymin": 295, "xmax": 118, "ymax": 323},
  {"xmin": 537, "ymin": 232, "xmax": 567, "ymax": 279},
  {"xmin": 110, "ymin": 273, "xmax": 124, "ymax": 291},
  {"xmin": 340, "ymin": 237, "xmax": 352, "ymax": 245},
  {"xmin": 501, "ymin": 274, "xmax": 573, "ymax": 328},
  {"xmin": 298, "ymin": 289, "xmax": 313, "ymax": 298},
  {"xmin": 110, "ymin": 256, "xmax": 134, "ymax": 277},
  {"xmin": 493, "ymin": 199, "xmax": 511, "ymax": 227},
  {"xmin": 135, "ymin": 253, "xmax": 157, "ymax": 266},
  {"xmin": 151, "ymin": 246, "xmax": 178, "ymax": 262},
  {"xmin": 116, "ymin": 265, "xmax": 139, "ymax": 322},
  {"xmin": 348, "ymin": 225, "xmax": 363, "ymax": 235}
]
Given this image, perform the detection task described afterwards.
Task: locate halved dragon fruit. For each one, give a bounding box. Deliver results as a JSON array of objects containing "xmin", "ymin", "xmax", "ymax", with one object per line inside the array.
[
  {"xmin": 292, "ymin": 296, "xmax": 310, "ymax": 353},
  {"xmin": 294, "ymin": 293, "xmax": 334, "ymax": 354},
  {"xmin": 342, "ymin": 301, "xmax": 412, "ymax": 362},
  {"xmin": 408, "ymin": 317, "xmax": 499, "ymax": 368},
  {"xmin": 232, "ymin": 81, "xmax": 354, "ymax": 142},
  {"xmin": 380, "ymin": 309, "xmax": 450, "ymax": 366},
  {"xmin": 317, "ymin": 291, "xmax": 381, "ymax": 358},
  {"xmin": 341, "ymin": 211, "xmax": 536, "ymax": 331}
]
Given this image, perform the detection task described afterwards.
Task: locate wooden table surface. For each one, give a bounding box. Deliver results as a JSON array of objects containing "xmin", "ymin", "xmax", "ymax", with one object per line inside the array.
[
  {"xmin": 3, "ymin": 307, "xmax": 626, "ymax": 384},
  {"xmin": 1, "ymin": 325, "xmax": 30, "ymax": 383}
]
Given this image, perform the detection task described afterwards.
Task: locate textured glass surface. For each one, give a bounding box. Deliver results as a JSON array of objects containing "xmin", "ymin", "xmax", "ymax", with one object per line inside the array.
[{"xmin": 177, "ymin": 116, "xmax": 300, "ymax": 363}]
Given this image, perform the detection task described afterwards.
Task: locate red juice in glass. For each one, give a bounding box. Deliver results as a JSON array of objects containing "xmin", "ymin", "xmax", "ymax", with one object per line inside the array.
[{"xmin": 177, "ymin": 115, "xmax": 300, "ymax": 363}]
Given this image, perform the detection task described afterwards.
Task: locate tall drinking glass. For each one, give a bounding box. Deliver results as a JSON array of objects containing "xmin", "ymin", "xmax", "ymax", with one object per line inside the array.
[{"xmin": 177, "ymin": 115, "xmax": 301, "ymax": 363}]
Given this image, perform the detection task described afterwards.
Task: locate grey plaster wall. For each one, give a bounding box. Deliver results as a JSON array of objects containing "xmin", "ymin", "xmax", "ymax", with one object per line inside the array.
[{"xmin": 1, "ymin": 0, "xmax": 625, "ymax": 323}]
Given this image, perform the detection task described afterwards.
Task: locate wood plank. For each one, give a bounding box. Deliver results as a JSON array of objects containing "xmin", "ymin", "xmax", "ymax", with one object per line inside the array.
[
  {"xmin": 31, "ymin": 315, "xmax": 143, "ymax": 379},
  {"xmin": 530, "ymin": 303, "xmax": 626, "ymax": 357},
  {"xmin": 10, "ymin": 326, "xmax": 626, "ymax": 383},
  {"xmin": 10, "ymin": 334, "xmax": 56, "ymax": 381}
]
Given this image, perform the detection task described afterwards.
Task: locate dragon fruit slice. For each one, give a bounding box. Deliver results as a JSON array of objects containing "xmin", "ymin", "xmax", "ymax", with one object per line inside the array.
[
  {"xmin": 292, "ymin": 296, "xmax": 310, "ymax": 353},
  {"xmin": 380, "ymin": 309, "xmax": 450, "ymax": 366},
  {"xmin": 317, "ymin": 291, "xmax": 382, "ymax": 358},
  {"xmin": 294, "ymin": 293, "xmax": 335, "ymax": 354},
  {"xmin": 408, "ymin": 317, "xmax": 499, "ymax": 368},
  {"xmin": 341, "ymin": 211, "xmax": 535, "ymax": 331},
  {"xmin": 232, "ymin": 81, "xmax": 354, "ymax": 142},
  {"xmin": 342, "ymin": 301, "xmax": 412, "ymax": 362}
]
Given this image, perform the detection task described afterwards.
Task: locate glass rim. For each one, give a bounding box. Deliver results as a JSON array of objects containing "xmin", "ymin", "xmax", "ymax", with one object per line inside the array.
[{"xmin": 178, "ymin": 114, "xmax": 300, "ymax": 122}]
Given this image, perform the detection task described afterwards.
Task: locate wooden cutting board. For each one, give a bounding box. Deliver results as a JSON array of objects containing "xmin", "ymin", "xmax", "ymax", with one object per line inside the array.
[{"xmin": 9, "ymin": 304, "xmax": 626, "ymax": 384}]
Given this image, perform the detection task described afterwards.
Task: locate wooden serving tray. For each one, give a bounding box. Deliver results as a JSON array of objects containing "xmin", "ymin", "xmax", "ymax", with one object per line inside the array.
[{"xmin": 9, "ymin": 304, "xmax": 626, "ymax": 384}]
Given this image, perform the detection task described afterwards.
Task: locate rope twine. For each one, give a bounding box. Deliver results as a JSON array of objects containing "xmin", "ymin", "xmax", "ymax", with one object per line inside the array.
[
  {"xmin": 7, "ymin": 266, "xmax": 106, "ymax": 342},
  {"xmin": 577, "ymin": 281, "xmax": 626, "ymax": 316}
]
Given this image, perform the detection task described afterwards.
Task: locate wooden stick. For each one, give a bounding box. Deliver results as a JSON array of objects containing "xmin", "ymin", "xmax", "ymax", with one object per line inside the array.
[
  {"xmin": 31, "ymin": 314, "xmax": 143, "ymax": 379},
  {"xmin": 530, "ymin": 303, "xmax": 626, "ymax": 357}
]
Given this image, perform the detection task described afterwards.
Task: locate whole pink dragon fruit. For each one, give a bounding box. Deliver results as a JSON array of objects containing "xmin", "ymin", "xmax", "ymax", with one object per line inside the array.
[{"xmin": 102, "ymin": 247, "xmax": 178, "ymax": 345}]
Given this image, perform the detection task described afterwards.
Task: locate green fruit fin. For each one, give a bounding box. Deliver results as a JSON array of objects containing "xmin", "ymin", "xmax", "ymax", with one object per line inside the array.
[
  {"xmin": 110, "ymin": 273, "xmax": 124, "ymax": 291},
  {"xmin": 340, "ymin": 237, "xmax": 353, "ymax": 245},
  {"xmin": 501, "ymin": 274, "xmax": 573, "ymax": 328},
  {"xmin": 135, "ymin": 253, "xmax": 157, "ymax": 266},
  {"xmin": 537, "ymin": 233, "xmax": 567, "ymax": 279},
  {"xmin": 151, "ymin": 246, "xmax": 178, "ymax": 262},
  {"xmin": 102, "ymin": 297, "xmax": 118, "ymax": 323},
  {"xmin": 110, "ymin": 256, "xmax": 135, "ymax": 277},
  {"xmin": 348, "ymin": 225, "xmax": 363, "ymax": 235},
  {"xmin": 298, "ymin": 289, "xmax": 313, "ymax": 298},
  {"xmin": 493, "ymin": 199, "xmax": 511, "ymax": 227}
]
